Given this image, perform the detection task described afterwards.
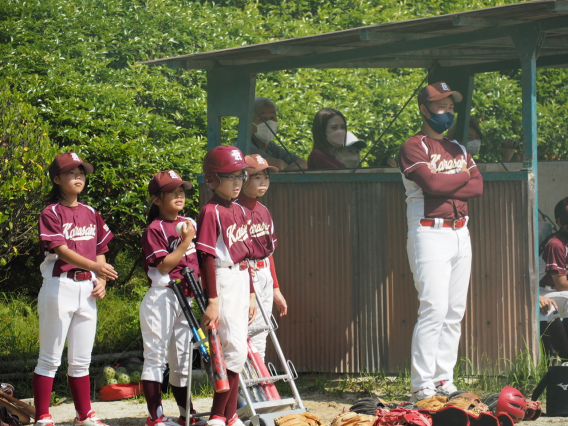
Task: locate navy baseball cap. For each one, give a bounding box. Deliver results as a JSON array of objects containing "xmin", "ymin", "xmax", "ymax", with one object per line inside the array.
[{"xmin": 49, "ymin": 152, "xmax": 94, "ymax": 181}]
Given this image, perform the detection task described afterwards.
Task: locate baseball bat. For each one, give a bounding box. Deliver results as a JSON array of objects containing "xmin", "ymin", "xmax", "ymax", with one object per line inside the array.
[
  {"xmin": 0, "ymin": 390, "xmax": 35, "ymax": 419},
  {"xmin": 246, "ymin": 337, "xmax": 280, "ymax": 400},
  {"xmin": 207, "ymin": 323, "xmax": 230, "ymax": 393},
  {"xmin": 243, "ymin": 359, "xmax": 267, "ymax": 402},
  {"xmin": 181, "ymin": 267, "xmax": 207, "ymax": 314}
]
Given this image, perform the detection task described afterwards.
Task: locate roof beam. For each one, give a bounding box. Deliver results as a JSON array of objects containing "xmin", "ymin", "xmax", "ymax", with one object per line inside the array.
[
  {"xmin": 548, "ymin": 2, "xmax": 568, "ymax": 13},
  {"xmin": 236, "ymin": 15, "xmax": 568, "ymax": 73},
  {"xmin": 452, "ymin": 16, "xmax": 528, "ymax": 27},
  {"xmin": 270, "ymin": 45, "xmax": 351, "ymax": 56}
]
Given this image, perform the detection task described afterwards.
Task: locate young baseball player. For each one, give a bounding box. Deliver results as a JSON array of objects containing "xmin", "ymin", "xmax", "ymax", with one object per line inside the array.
[
  {"xmin": 196, "ymin": 146, "xmax": 257, "ymax": 426},
  {"xmin": 538, "ymin": 197, "xmax": 568, "ymax": 361},
  {"xmin": 35, "ymin": 152, "xmax": 118, "ymax": 426},
  {"xmin": 235, "ymin": 154, "xmax": 288, "ymax": 360},
  {"xmin": 398, "ymin": 82, "xmax": 483, "ymax": 402},
  {"xmin": 140, "ymin": 170, "xmax": 205, "ymax": 426}
]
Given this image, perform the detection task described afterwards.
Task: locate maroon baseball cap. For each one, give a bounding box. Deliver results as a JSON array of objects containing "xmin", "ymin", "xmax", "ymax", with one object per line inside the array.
[
  {"xmin": 149, "ymin": 170, "xmax": 193, "ymax": 196},
  {"xmin": 418, "ymin": 81, "xmax": 463, "ymax": 106},
  {"xmin": 244, "ymin": 154, "xmax": 279, "ymax": 174},
  {"xmin": 49, "ymin": 152, "xmax": 94, "ymax": 181}
]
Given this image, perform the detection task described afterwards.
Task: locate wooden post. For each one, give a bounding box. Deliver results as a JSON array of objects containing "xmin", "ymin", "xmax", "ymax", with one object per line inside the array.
[{"xmin": 206, "ymin": 68, "xmax": 256, "ymax": 153}]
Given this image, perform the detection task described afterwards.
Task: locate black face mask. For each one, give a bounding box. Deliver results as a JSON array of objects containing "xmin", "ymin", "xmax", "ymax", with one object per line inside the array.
[
  {"xmin": 560, "ymin": 225, "xmax": 568, "ymax": 239},
  {"xmin": 423, "ymin": 107, "xmax": 454, "ymax": 134}
]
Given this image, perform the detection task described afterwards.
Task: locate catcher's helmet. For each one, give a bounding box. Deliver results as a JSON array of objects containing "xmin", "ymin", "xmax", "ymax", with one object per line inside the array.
[
  {"xmin": 203, "ymin": 146, "xmax": 249, "ymax": 190},
  {"xmin": 495, "ymin": 386, "xmax": 527, "ymax": 423}
]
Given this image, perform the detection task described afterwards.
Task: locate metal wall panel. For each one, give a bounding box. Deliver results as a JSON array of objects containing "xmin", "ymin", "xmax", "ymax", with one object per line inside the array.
[{"xmin": 198, "ymin": 178, "xmax": 536, "ymax": 373}]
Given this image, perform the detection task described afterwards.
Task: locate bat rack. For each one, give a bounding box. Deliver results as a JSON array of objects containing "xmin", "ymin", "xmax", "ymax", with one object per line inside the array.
[
  {"xmin": 236, "ymin": 285, "xmax": 307, "ymax": 426},
  {"xmin": 187, "ymin": 284, "xmax": 307, "ymax": 426}
]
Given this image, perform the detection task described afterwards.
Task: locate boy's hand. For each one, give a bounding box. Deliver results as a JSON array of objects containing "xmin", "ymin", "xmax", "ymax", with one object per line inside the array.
[
  {"xmin": 248, "ymin": 294, "xmax": 257, "ymax": 325},
  {"xmin": 202, "ymin": 298, "xmax": 219, "ymax": 327},
  {"xmin": 91, "ymin": 279, "xmax": 107, "ymax": 300},
  {"xmin": 181, "ymin": 220, "xmax": 195, "ymax": 242},
  {"xmin": 93, "ymin": 262, "xmax": 118, "ymax": 281},
  {"xmin": 273, "ymin": 288, "xmax": 288, "ymax": 317}
]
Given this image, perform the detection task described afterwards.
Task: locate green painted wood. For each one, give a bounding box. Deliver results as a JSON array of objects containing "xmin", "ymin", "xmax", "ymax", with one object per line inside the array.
[
  {"xmin": 229, "ymin": 15, "xmax": 568, "ymax": 74},
  {"xmin": 196, "ymin": 171, "xmax": 529, "ymax": 184},
  {"xmin": 206, "ymin": 68, "xmax": 256, "ymax": 152},
  {"xmin": 511, "ymin": 23, "xmax": 543, "ymax": 359}
]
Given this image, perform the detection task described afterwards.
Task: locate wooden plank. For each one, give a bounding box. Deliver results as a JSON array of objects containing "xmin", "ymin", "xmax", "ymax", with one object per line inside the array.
[{"xmin": 453, "ymin": 15, "xmax": 529, "ymax": 27}]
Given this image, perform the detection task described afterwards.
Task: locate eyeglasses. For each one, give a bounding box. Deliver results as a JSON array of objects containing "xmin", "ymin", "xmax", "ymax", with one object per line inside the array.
[{"xmin": 218, "ymin": 173, "xmax": 246, "ymax": 181}]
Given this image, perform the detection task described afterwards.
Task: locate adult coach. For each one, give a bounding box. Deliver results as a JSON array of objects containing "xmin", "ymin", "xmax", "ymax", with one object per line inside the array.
[
  {"xmin": 398, "ymin": 81, "xmax": 483, "ymax": 402},
  {"xmin": 249, "ymin": 97, "xmax": 308, "ymax": 171}
]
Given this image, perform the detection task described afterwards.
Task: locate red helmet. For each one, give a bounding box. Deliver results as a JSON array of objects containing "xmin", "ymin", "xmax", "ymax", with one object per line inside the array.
[
  {"xmin": 203, "ymin": 146, "xmax": 249, "ymax": 189},
  {"xmin": 495, "ymin": 386, "xmax": 527, "ymax": 423}
]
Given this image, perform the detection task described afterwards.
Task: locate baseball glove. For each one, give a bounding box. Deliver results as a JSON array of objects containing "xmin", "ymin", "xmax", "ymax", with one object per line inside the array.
[
  {"xmin": 274, "ymin": 414, "xmax": 308, "ymax": 426},
  {"xmin": 481, "ymin": 393, "xmax": 499, "ymax": 412},
  {"xmin": 375, "ymin": 408, "xmax": 432, "ymax": 426},
  {"xmin": 301, "ymin": 412, "xmax": 325, "ymax": 426},
  {"xmin": 415, "ymin": 396, "xmax": 448, "ymax": 411},
  {"xmin": 330, "ymin": 411, "xmax": 375, "ymax": 426},
  {"xmin": 348, "ymin": 397, "xmax": 388, "ymax": 415},
  {"xmin": 0, "ymin": 386, "xmax": 14, "ymax": 398},
  {"xmin": 444, "ymin": 392, "xmax": 489, "ymax": 414},
  {"xmin": 524, "ymin": 400, "xmax": 542, "ymax": 421}
]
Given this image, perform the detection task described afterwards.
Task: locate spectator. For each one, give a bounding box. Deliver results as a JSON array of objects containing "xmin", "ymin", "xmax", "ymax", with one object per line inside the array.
[
  {"xmin": 249, "ymin": 97, "xmax": 308, "ymax": 171},
  {"xmin": 335, "ymin": 131, "xmax": 367, "ymax": 169},
  {"xmin": 307, "ymin": 108, "xmax": 347, "ymax": 170}
]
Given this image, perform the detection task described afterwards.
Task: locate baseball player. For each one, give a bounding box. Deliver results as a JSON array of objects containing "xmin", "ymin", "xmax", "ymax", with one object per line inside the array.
[
  {"xmin": 35, "ymin": 152, "xmax": 118, "ymax": 426},
  {"xmin": 538, "ymin": 197, "xmax": 568, "ymax": 360},
  {"xmin": 196, "ymin": 146, "xmax": 257, "ymax": 426},
  {"xmin": 398, "ymin": 82, "xmax": 483, "ymax": 402},
  {"xmin": 235, "ymin": 154, "xmax": 288, "ymax": 360},
  {"xmin": 140, "ymin": 170, "xmax": 205, "ymax": 426}
]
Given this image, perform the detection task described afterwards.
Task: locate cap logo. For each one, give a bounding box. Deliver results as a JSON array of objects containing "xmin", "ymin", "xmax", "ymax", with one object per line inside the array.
[
  {"xmin": 440, "ymin": 83, "xmax": 450, "ymax": 92},
  {"xmin": 168, "ymin": 170, "xmax": 180, "ymax": 180},
  {"xmin": 257, "ymin": 156, "xmax": 266, "ymax": 165},
  {"xmin": 71, "ymin": 153, "xmax": 81, "ymax": 162},
  {"xmin": 231, "ymin": 150, "xmax": 243, "ymax": 162}
]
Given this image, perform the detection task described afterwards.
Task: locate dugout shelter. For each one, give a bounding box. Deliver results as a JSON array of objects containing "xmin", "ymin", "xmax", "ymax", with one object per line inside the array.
[{"xmin": 141, "ymin": 0, "xmax": 568, "ymax": 373}]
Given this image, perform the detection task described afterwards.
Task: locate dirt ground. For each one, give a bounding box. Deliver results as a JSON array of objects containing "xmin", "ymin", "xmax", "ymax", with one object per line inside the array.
[{"xmin": 34, "ymin": 392, "xmax": 567, "ymax": 426}]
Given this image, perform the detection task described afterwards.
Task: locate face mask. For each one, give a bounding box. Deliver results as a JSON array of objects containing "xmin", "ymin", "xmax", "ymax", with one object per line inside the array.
[
  {"xmin": 466, "ymin": 139, "xmax": 481, "ymax": 156},
  {"xmin": 335, "ymin": 149, "xmax": 360, "ymax": 168},
  {"xmin": 327, "ymin": 130, "xmax": 346, "ymax": 148},
  {"xmin": 253, "ymin": 120, "xmax": 277, "ymax": 144},
  {"xmin": 423, "ymin": 107, "xmax": 454, "ymax": 134}
]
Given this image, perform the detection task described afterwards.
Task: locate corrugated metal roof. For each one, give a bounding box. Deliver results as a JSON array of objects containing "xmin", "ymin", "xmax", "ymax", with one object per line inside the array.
[{"xmin": 140, "ymin": 0, "xmax": 568, "ymax": 72}]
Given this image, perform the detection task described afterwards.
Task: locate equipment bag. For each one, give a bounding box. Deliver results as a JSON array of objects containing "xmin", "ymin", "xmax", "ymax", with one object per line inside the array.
[{"xmin": 532, "ymin": 365, "xmax": 568, "ymax": 416}]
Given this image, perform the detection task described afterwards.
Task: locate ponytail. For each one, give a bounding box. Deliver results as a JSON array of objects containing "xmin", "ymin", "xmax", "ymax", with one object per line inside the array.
[
  {"xmin": 44, "ymin": 183, "xmax": 63, "ymax": 205},
  {"xmin": 147, "ymin": 204, "xmax": 161, "ymax": 225}
]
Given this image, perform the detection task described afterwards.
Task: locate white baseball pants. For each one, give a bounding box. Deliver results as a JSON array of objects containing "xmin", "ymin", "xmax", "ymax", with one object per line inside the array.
[
  {"xmin": 249, "ymin": 260, "xmax": 274, "ymax": 360},
  {"xmin": 140, "ymin": 287, "xmax": 192, "ymax": 387},
  {"xmin": 35, "ymin": 276, "xmax": 97, "ymax": 378},
  {"xmin": 407, "ymin": 225, "xmax": 472, "ymax": 393},
  {"xmin": 216, "ymin": 266, "xmax": 250, "ymax": 373}
]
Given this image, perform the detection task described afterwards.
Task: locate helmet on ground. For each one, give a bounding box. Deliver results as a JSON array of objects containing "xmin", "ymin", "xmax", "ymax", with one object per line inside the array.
[
  {"xmin": 203, "ymin": 145, "xmax": 249, "ymax": 189},
  {"xmin": 495, "ymin": 386, "xmax": 527, "ymax": 423}
]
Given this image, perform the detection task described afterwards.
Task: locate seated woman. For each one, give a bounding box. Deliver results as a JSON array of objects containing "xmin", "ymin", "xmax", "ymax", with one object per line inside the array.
[
  {"xmin": 307, "ymin": 108, "xmax": 347, "ymax": 170},
  {"xmin": 447, "ymin": 116, "xmax": 484, "ymax": 158}
]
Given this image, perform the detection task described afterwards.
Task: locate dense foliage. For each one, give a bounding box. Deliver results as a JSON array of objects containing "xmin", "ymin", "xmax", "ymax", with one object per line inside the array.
[{"xmin": 0, "ymin": 0, "xmax": 567, "ymax": 288}]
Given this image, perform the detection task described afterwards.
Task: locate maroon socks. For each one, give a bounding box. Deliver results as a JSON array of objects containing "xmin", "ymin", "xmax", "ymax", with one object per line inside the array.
[
  {"xmin": 68, "ymin": 375, "xmax": 92, "ymax": 420},
  {"xmin": 210, "ymin": 371, "xmax": 239, "ymax": 420},
  {"xmin": 143, "ymin": 380, "xmax": 163, "ymax": 420},
  {"xmin": 33, "ymin": 373, "xmax": 54, "ymax": 419}
]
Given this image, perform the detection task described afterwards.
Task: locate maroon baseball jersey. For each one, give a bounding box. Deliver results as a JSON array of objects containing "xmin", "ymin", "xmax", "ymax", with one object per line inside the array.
[
  {"xmin": 539, "ymin": 231, "xmax": 568, "ymax": 288},
  {"xmin": 38, "ymin": 202, "xmax": 113, "ymax": 278},
  {"xmin": 307, "ymin": 149, "xmax": 345, "ymax": 170},
  {"xmin": 141, "ymin": 215, "xmax": 199, "ymax": 287},
  {"xmin": 235, "ymin": 194, "xmax": 277, "ymax": 260},
  {"xmin": 196, "ymin": 194, "xmax": 251, "ymax": 267},
  {"xmin": 399, "ymin": 133, "xmax": 483, "ymax": 226}
]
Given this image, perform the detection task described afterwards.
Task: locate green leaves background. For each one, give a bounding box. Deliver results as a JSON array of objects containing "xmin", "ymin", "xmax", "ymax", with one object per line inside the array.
[{"xmin": 1, "ymin": 0, "xmax": 567, "ymax": 289}]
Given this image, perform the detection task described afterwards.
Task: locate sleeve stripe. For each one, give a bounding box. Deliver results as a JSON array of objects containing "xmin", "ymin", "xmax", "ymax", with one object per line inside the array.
[
  {"xmin": 40, "ymin": 233, "xmax": 65, "ymax": 238},
  {"xmin": 196, "ymin": 242, "xmax": 216, "ymax": 251},
  {"xmin": 97, "ymin": 231, "xmax": 112, "ymax": 245},
  {"xmin": 146, "ymin": 249, "xmax": 169, "ymax": 260},
  {"xmin": 402, "ymin": 162, "xmax": 430, "ymax": 173}
]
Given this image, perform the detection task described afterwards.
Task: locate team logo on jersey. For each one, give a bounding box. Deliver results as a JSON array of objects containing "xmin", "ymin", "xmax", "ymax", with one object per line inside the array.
[
  {"xmin": 103, "ymin": 224, "xmax": 110, "ymax": 232},
  {"xmin": 249, "ymin": 222, "xmax": 271, "ymax": 239},
  {"xmin": 430, "ymin": 154, "xmax": 467, "ymax": 174},
  {"xmin": 170, "ymin": 237, "xmax": 196, "ymax": 255},
  {"xmin": 62, "ymin": 223, "xmax": 96, "ymax": 240},
  {"xmin": 168, "ymin": 170, "xmax": 180, "ymax": 180},
  {"xmin": 231, "ymin": 150, "xmax": 244, "ymax": 162},
  {"xmin": 226, "ymin": 223, "xmax": 249, "ymax": 248},
  {"xmin": 71, "ymin": 153, "xmax": 81, "ymax": 162}
]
